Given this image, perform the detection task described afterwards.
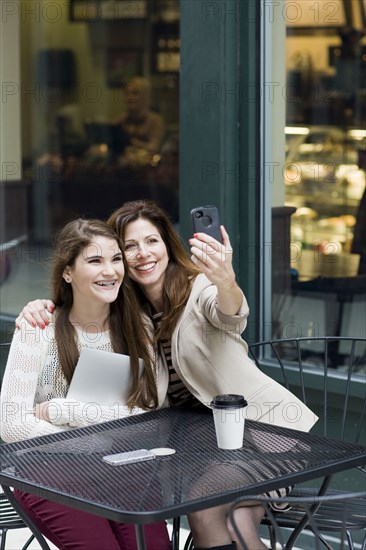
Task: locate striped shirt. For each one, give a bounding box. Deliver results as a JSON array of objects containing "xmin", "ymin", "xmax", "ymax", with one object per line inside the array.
[{"xmin": 152, "ymin": 313, "xmax": 201, "ymax": 408}]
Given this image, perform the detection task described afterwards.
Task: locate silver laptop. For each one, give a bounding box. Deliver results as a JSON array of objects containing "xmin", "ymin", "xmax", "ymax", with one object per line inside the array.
[{"xmin": 66, "ymin": 347, "xmax": 144, "ymax": 405}]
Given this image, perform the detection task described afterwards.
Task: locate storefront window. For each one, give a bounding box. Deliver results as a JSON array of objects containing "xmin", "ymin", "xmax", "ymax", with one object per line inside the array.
[
  {"xmin": 0, "ymin": 0, "xmax": 180, "ymax": 318},
  {"xmin": 272, "ymin": 0, "xmax": 366, "ymax": 343}
]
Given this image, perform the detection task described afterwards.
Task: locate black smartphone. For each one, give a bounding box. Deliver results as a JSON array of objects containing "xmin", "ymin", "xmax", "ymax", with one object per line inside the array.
[{"xmin": 190, "ymin": 205, "xmax": 222, "ymax": 243}]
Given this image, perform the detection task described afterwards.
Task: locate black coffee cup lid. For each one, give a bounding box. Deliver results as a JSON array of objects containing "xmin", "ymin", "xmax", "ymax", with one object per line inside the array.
[{"xmin": 211, "ymin": 394, "xmax": 248, "ymax": 409}]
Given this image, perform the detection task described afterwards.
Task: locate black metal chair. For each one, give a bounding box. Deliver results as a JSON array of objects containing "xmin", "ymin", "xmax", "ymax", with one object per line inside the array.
[
  {"xmin": 0, "ymin": 486, "xmax": 52, "ymax": 550},
  {"xmin": 1, "ymin": 486, "xmax": 53, "ymax": 550},
  {"xmin": 228, "ymin": 492, "xmax": 366, "ymax": 550},
  {"xmin": 1, "ymin": 491, "xmax": 34, "ymax": 550},
  {"xmin": 248, "ymin": 336, "xmax": 366, "ymax": 550},
  {"xmin": 182, "ymin": 530, "xmax": 193, "ymax": 550},
  {"xmin": 0, "ymin": 491, "xmax": 37, "ymax": 550},
  {"xmin": 0, "ymin": 342, "xmax": 51, "ymax": 550}
]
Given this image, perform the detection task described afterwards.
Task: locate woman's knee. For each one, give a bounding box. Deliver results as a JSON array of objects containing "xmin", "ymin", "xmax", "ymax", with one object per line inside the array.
[
  {"xmin": 227, "ymin": 505, "xmax": 265, "ymax": 534},
  {"xmin": 188, "ymin": 504, "xmax": 230, "ymax": 534}
]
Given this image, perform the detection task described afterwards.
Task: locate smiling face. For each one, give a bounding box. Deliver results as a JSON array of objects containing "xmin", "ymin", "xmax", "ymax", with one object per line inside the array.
[
  {"xmin": 64, "ymin": 236, "xmax": 125, "ymax": 307},
  {"xmin": 123, "ymin": 218, "xmax": 169, "ymax": 305}
]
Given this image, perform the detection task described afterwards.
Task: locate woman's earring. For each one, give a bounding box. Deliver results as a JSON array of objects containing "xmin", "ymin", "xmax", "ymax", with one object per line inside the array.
[{"xmin": 65, "ymin": 276, "xmax": 71, "ymax": 283}]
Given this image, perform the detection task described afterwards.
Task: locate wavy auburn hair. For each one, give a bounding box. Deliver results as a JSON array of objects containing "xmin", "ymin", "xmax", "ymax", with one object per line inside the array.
[
  {"xmin": 51, "ymin": 218, "xmax": 157, "ymax": 410},
  {"xmin": 108, "ymin": 201, "xmax": 201, "ymax": 339}
]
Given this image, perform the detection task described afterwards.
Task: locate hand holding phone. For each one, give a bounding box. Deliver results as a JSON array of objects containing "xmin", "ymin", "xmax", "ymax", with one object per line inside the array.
[{"xmin": 190, "ymin": 205, "xmax": 222, "ymax": 243}]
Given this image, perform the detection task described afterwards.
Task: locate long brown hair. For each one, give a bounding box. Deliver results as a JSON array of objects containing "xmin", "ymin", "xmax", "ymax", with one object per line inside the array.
[
  {"xmin": 51, "ymin": 218, "xmax": 158, "ymax": 410},
  {"xmin": 108, "ymin": 201, "xmax": 201, "ymax": 339}
]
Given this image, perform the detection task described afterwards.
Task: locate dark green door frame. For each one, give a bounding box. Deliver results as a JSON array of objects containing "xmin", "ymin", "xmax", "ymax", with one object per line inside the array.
[{"xmin": 179, "ymin": 0, "xmax": 261, "ymax": 341}]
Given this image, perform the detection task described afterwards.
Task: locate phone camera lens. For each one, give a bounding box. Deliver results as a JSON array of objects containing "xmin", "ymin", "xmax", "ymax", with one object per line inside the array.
[
  {"xmin": 202, "ymin": 215, "xmax": 212, "ymax": 228},
  {"xmin": 195, "ymin": 211, "xmax": 203, "ymax": 218}
]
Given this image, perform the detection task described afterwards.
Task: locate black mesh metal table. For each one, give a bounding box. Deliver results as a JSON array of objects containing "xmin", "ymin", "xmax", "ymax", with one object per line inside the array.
[{"xmin": 1, "ymin": 407, "xmax": 366, "ymax": 550}]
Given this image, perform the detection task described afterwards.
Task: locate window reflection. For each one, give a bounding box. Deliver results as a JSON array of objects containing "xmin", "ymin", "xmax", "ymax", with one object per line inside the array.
[
  {"xmin": 24, "ymin": 0, "xmax": 180, "ymax": 241},
  {"xmin": 273, "ymin": 4, "xmax": 366, "ymax": 345},
  {"xmin": 1, "ymin": 0, "xmax": 180, "ymax": 317}
]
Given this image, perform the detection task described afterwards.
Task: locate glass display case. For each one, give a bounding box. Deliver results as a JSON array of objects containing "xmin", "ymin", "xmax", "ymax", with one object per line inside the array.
[
  {"xmin": 273, "ymin": 1, "xmax": 366, "ymax": 344},
  {"xmin": 285, "ymin": 126, "xmax": 366, "ymax": 262}
]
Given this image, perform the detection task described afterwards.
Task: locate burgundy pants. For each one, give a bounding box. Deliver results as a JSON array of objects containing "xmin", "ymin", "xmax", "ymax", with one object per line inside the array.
[{"xmin": 14, "ymin": 490, "xmax": 171, "ymax": 550}]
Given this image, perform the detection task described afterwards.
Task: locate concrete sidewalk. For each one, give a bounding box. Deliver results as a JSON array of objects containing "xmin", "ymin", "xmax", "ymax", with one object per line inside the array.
[
  {"xmin": 1, "ymin": 523, "xmax": 192, "ymax": 550},
  {"xmin": 1, "ymin": 528, "xmax": 57, "ymax": 549}
]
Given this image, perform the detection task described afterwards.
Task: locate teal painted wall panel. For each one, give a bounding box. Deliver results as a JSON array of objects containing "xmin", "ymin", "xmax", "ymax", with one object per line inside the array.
[{"xmin": 180, "ymin": 0, "xmax": 261, "ymax": 340}]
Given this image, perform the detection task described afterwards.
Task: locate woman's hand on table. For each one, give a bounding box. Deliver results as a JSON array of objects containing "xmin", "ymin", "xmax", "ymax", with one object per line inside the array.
[
  {"xmin": 34, "ymin": 401, "xmax": 51, "ymax": 423},
  {"xmin": 16, "ymin": 299, "xmax": 55, "ymax": 329}
]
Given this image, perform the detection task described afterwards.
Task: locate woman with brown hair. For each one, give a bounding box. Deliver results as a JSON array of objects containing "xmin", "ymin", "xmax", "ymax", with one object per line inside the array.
[{"xmin": 1, "ymin": 218, "xmax": 170, "ymax": 550}]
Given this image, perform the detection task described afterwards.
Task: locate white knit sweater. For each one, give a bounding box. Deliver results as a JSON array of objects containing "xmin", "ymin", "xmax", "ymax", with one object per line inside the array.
[{"xmin": 0, "ymin": 321, "xmax": 145, "ymax": 443}]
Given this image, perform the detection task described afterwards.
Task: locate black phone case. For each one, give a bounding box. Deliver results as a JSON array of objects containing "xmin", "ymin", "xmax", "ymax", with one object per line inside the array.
[{"xmin": 190, "ymin": 205, "xmax": 222, "ymax": 243}]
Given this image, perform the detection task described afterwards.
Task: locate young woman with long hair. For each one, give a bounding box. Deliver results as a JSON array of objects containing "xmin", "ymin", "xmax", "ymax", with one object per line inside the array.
[{"xmin": 2, "ymin": 218, "xmax": 170, "ymax": 550}]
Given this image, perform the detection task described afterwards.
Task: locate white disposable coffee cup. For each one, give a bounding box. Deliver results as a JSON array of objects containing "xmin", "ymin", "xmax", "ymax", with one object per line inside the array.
[{"xmin": 211, "ymin": 394, "xmax": 248, "ymax": 450}]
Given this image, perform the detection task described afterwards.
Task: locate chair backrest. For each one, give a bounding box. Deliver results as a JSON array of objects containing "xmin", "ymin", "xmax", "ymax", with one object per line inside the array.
[
  {"xmin": 0, "ymin": 491, "xmax": 27, "ymax": 530},
  {"xmin": 248, "ymin": 337, "xmax": 366, "ymax": 445},
  {"xmin": 228, "ymin": 491, "xmax": 366, "ymax": 550}
]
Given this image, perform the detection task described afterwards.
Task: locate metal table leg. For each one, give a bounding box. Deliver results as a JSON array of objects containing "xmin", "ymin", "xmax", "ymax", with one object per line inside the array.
[
  {"xmin": 135, "ymin": 524, "xmax": 146, "ymax": 550},
  {"xmin": 171, "ymin": 516, "xmax": 181, "ymax": 550}
]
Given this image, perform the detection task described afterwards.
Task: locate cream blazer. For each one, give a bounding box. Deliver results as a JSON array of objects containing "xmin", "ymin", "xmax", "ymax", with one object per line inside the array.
[{"xmin": 158, "ymin": 274, "xmax": 318, "ymax": 432}]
